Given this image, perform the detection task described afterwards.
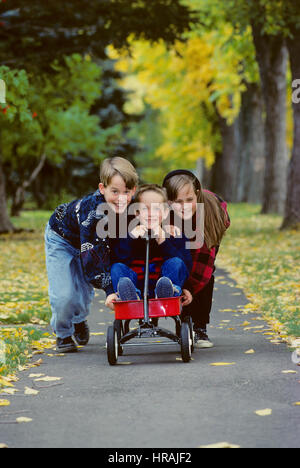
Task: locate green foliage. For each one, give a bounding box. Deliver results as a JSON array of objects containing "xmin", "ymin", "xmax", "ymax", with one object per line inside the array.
[{"xmin": 1, "ymin": 55, "xmax": 122, "ymax": 169}]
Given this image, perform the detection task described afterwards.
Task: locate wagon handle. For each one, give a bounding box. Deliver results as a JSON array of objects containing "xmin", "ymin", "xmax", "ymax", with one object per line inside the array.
[{"xmin": 143, "ymin": 232, "xmax": 151, "ymax": 324}]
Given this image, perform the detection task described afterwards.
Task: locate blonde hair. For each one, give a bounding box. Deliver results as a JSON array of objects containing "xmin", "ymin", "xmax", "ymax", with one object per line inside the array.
[
  {"xmin": 135, "ymin": 184, "xmax": 168, "ymax": 203},
  {"xmin": 100, "ymin": 157, "xmax": 139, "ymax": 189},
  {"xmin": 163, "ymin": 174, "xmax": 228, "ymax": 249}
]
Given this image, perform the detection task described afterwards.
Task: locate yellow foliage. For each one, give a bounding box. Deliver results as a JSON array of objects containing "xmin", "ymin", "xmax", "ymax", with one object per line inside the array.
[{"xmin": 108, "ymin": 23, "xmax": 253, "ymax": 168}]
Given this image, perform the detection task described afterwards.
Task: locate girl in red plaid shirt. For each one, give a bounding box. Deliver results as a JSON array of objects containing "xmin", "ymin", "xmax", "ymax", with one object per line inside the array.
[{"xmin": 163, "ymin": 170, "xmax": 230, "ymax": 348}]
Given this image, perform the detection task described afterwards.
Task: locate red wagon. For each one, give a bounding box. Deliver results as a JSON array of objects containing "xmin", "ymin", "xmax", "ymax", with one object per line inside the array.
[{"xmin": 106, "ymin": 235, "xmax": 194, "ymax": 365}]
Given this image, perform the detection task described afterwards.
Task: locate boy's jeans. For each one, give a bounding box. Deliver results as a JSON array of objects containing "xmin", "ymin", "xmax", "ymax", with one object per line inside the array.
[
  {"xmin": 44, "ymin": 223, "xmax": 95, "ymax": 339},
  {"xmin": 111, "ymin": 257, "xmax": 189, "ymax": 298}
]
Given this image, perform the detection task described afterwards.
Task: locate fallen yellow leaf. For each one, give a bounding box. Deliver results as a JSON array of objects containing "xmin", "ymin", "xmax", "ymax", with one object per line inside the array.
[
  {"xmin": 0, "ymin": 399, "xmax": 10, "ymax": 406},
  {"xmin": 16, "ymin": 417, "xmax": 32, "ymax": 423},
  {"xmin": 245, "ymin": 349, "xmax": 255, "ymax": 354},
  {"xmin": 0, "ymin": 388, "xmax": 19, "ymax": 395},
  {"xmin": 210, "ymin": 362, "xmax": 236, "ymax": 366},
  {"xmin": 0, "ymin": 377, "xmax": 14, "ymax": 388},
  {"xmin": 24, "ymin": 387, "xmax": 39, "ymax": 395},
  {"xmin": 292, "ymin": 402, "xmax": 300, "ymax": 406},
  {"xmin": 255, "ymin": 408, "xmax": 272, "ymax": 416},
  {"xmin": 0, "ymin": 443, "xmax": 8, "ymax": 449},
  {"xmin": 281, "ymin": 370, "xmax": 297, "ymax": 374},
  {"xmin": 199, "ymin": 442, "xmax": 240, "ymax": 448},
  {"xmin": 34, "ymin": 376, "xmax": 61, "ymax": 382}
]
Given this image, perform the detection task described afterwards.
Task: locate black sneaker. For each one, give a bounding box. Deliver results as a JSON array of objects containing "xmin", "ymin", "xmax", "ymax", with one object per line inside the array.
[
  {"xmin": 194, "ymin": 328, "xmax": 213, "ymax": 348},
  {"xmin": 74, "ymin": 321, "xmax": 90, "ymax": 346},
  {"xmin": 56, "ymin": 336, "xmax": 78, "ymax": 353}
]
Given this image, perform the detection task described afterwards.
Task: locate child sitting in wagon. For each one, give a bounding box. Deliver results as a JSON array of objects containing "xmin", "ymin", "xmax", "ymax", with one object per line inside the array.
[{"xmin": 109, "ymin": 184, "xmax": 192, "ymax": 302}]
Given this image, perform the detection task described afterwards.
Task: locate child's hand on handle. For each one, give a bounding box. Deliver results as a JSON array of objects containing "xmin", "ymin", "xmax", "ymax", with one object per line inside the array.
[
  {"xmin": 164, "ymin": 225, "xmax": 181, "ymax": 237},
  {"xmin": 131, "ymin": 225, "xmax": 148, "ymax": 239},
  {"xmin": 105, "ymin": 293, "xmax": 118, "ymax": 310},
  {"xmin": 152, "ymin": 225, "xmax": 166, "ymax": 245},
  {"xmin": 181, "ymin": 289, "xmax": 193, "ymax": 306}
]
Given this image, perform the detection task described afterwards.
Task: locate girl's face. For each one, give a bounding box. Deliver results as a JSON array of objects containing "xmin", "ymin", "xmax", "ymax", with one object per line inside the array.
[
  {"xmin": 99, "ymin": 174, "xmax": 136, "ymax": 214},
  {"xmin": 138, "ymin": 191, "xmax": 167, "ymax": 229},
  {"xmin": 171, "ymin": 183, "xmax": 198, "ymax": 220}
]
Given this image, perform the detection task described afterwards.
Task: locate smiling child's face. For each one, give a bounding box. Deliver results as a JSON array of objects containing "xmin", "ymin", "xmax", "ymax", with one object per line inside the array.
[
  {"xmin": 138, "ymin": 191, "xmax": 166, "ymax": 229},
  {"xmin": 171, "ymin": 183, "xmax": 198, "ymax": 220},
  {"xmin": 99, "ymin": 174, "xmax": 136, "ymax": 214}
]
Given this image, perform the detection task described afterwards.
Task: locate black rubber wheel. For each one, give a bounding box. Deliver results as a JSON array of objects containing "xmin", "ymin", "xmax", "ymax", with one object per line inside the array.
[
  {"xmin": 180, "ymin": 322, "xmax": 192, "ymax": 363},
  {"xmin": 124, "ymin": 320, "xmax": 131, "ymax": 335},
  {"xmin": 187, "ymin": 316, "xmax": 194, "ymax": 353},
  {"xmin": 107, "ymin": 326, "xmax": 118, "ymax": 365},
  {"xmin": 114, "ymin": 320, "xmax": 123, "ymax": 356}
]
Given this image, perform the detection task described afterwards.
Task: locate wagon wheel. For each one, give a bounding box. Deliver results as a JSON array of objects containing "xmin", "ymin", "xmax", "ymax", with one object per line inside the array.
[
  {"xmin": 114, "ymin": 320, "xmax": 123, "ymax": 356},
  {"xmin": 124, "ymin": 320, "xmax": 131, "ymax": 335},
  {"xmin": 107, "ymin": 326, "xmax": 118, "ymax": 365},
  {"xmin": 180, "ymin": 322, "xmax": 192, "ymax": 363},
  {"xmin": 186, "ymin": 316, "xmax": 194, "ymax": 353}
]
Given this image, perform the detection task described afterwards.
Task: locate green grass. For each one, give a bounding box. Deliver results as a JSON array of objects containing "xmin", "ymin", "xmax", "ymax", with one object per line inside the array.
[
  {"xmin": 218, "ymin": 204, "xmax": 300, "ymax": 338},
  {"xmin": 0, "ymin": 210, "xmax": 53, "ymax": 377}
]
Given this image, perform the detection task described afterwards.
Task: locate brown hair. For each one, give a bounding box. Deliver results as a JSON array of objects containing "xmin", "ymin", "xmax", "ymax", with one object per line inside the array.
[
  {"xmin": 163, "ymin": 174, "xmax": 228, "ymax": 249},
  {"xmin": 100, "ymin": 157, "xmax": 139, "ymax": 189},
  {"xmin": 135, "ymin": 184, "xmax": 168, "ymax": 203}
]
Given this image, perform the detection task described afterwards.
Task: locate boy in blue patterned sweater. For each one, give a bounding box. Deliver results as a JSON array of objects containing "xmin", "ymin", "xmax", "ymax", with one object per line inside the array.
[{"xmin": 45, "ymin": 157, "xmax": 138, "ymax": 352}]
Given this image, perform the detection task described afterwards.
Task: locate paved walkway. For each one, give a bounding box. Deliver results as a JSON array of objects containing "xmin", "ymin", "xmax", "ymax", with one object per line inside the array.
[{"xmin": 1, "ymin": 269, "xmax": 299, "ymax": 448}]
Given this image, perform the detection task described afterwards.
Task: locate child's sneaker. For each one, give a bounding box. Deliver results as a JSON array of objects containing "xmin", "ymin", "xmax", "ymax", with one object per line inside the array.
[
  {"xmin": 194, "ymin": 328, "xmax": 213, "ymax": 348},
  {"xmin": 74, "ymin": 320, "xmax": 90, "ymax": 346},
  {"xmin": 155, "ymin": 277, "xmax": 174, "ymax": 298},
  {"xmin": 56, "ymin": 336, "xmax": 78, "ymax": 353},
  {"xmin": 117, "ymin": 278, "xmax": 140, "ymax": 301}
]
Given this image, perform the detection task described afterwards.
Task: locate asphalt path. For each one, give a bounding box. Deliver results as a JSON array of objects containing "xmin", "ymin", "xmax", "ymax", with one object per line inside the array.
[{"xmin": 1, "ymin": 268, "xmax": 299, "ymax": 448}]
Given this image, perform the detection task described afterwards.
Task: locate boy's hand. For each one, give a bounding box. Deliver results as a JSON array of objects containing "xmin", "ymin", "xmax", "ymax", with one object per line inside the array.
[
  {"xmin": 164, "ymin": 225, "xmax": 181, "ymax": 237},
  {"xmin": 130, "ymin": 225, "xmax": 148, "ymax": 239},
  {"xmin": 152, "ymin": 225, "xmax": 166, "ymax": 245},
  {"xmin": 105, "ymin": 293, "xmax": 118, "ymax": 310},
  {"xmin": 181, "ymin": 289, "xmax": 193, "ymax": 306}
]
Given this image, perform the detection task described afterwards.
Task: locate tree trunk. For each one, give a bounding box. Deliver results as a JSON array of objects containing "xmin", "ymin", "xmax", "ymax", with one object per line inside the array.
[
  {"xmin": 251, "ymin": 24, "xmax": 288, "ymax": 214},
  {"xmin": 211, "ymin": 112, "xmax": 238, "ymax": 202},
  {"xmin": 0, "ymin": 157, "xmax": 15, "ymax": 233},
  {"xmin": 235, "ymin": 82, "xmax": 265, "ymax": 204},
  {"xmin": 10, "ymin": 153, "xmax": 47, "ymax": 217},
  {"xmin": 281, "ymin": 31, "xmax": 300, "ymax": 230}
]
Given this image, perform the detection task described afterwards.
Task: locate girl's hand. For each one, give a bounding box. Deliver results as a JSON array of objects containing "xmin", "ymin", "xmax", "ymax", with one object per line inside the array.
[
  {"xmin": 130, "ymin": 225, "xmax": 148, "ymax": 239},
  {"xmin": 181, "ymin": 289, "xmax": 193, "ymax": 306},
  {"xmin": 105, "ymin": 293, "xmax": 118, "ymax": 310}
]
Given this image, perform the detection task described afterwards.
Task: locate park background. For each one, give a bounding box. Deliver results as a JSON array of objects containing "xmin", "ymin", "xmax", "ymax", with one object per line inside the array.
[{"xmin": 0, "ymin": 0, "xmax": 299, "ymax": 378}]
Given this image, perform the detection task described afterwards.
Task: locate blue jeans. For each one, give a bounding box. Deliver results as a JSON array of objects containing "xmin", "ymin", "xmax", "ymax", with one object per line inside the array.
[
  {"xmin": 44, "ymin": 223, "xmax": 95, "ymax": 339},
  {"xmin": 111, "ymin": 257, "xmax": 189, "ymax": 299}
]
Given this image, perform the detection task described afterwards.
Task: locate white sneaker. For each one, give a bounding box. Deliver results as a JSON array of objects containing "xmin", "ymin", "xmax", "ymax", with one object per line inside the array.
[{"xmin": 194, "ymin": 328, "xmax": 214, "ymax": 348}]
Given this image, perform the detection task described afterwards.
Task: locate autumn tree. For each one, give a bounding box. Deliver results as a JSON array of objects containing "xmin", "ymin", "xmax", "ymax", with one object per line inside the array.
[
  {"xmin": 0, "ymin": 0, "xmax": 195, "ymax": 232},
  {"xmin": 110, "ymin": 17, "xmax": 259, "ymax": 199}
]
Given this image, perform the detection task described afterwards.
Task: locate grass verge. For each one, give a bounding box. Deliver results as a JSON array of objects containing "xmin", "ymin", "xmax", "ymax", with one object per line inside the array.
[
  {"xmin": 217, "ymin": 204, "xmax": 300, "ymax": 343},
  {"xmin": 0, "ymin": 211, "xmax": 53, "ymax": 378}
]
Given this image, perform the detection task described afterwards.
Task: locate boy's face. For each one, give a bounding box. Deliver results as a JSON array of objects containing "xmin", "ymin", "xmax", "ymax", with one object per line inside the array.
[
  {"xmin": 138, "ymin": 191, "xmax": 168, "ymax": 229},
  {"xmin": 99, "ymin": 174, "xmax": 136, "ymax": 214}
]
